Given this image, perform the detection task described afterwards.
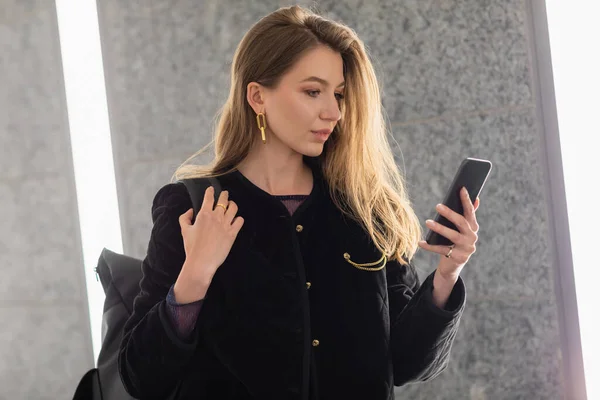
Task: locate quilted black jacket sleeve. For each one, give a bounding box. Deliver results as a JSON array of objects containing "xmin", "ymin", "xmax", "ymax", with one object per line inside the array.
[
  {"xmin": 118, "ymin": 183, "xmax": 197, "ymax": 399},
  {"xmin": 386, "ymin": 258, "xmax": 466, "ymax": 386}
]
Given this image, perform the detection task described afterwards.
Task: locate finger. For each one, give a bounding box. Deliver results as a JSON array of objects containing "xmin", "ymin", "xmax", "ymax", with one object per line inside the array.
[
  {"xmin": 425, "ymin": 219, "xmax": 462, "ymax": 244},
  {"xmin": 460, "ymin": 187, "xmax": 477, "ymax": 231},
  {"xmin": 418, "ymin": 240, "xmax": 456, "ymax": 255},
  {"xmin": 460, "ymin": 187, "xmax": 475, "ymax": 216},
  {"xmin": 231, "ymin": 215, "xmax": 245, "ymax": 234},
  {"xmin": 179, "ymin": 208, "xmax": 193, "ymax": 225},
  {"xmin": 419, "ymin": 240, "xmax": 469, "ymax": 261},
  {"xmin": 215, "ymin": 190, "xmax": 229, "ymax": 212},
  {"xmin": 224, "ymin": 201, "xmax": 239, "ymax": 224},
  {"xmin": 201, "ymin": 186, "xmax": 215, "ymax": 212},
  {"xmin": 434, "ymin": 203, "xmax": 469, "ymax": 235},
  {"xmin": 465, "ymin": 194, "xmax": 481, "ymax": 232}
]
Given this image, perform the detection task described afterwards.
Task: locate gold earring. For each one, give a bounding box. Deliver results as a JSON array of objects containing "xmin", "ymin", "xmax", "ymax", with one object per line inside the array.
[{"xmin": 256, "ymin": 112, "xmax": 267, "ymax": 144}]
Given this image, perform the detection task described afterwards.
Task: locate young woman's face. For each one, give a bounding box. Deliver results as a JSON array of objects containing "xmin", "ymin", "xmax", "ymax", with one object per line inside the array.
[{"xmin": 260, "ymin": 45, "xmax": 344, "ymax": 157}]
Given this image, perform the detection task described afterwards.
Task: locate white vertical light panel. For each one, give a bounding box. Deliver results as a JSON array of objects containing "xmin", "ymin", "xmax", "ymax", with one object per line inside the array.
[
  {"xmin": 545, "ymin": 2, "xmax": 600, "ymax": 399},
  {"xmin": 55, "ymin": 0, "xmax": 122, "ymax": 363}
]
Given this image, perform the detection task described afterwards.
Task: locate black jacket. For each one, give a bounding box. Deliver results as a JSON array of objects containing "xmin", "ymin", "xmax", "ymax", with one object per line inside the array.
[{"xmin": 118, "ymin": 156, "xmax": 466, "ymax": 400}]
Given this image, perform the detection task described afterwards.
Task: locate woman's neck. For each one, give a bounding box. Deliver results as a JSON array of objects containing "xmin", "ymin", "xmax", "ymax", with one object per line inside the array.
[{"xmin": 236, "ymin": 154, "xmax": 313, "ymax": 196}]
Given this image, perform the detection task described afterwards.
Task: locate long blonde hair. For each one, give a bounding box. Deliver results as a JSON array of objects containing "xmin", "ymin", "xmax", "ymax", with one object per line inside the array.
[{"xmin": 171, "ymin": 5, "xmax": 422, "ymax": 266}]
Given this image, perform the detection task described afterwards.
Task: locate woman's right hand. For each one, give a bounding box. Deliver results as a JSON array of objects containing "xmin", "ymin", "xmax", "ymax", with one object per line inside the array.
[{"xmin": 175, "ymin": 186, "xmax": 244, "ymax": 300}]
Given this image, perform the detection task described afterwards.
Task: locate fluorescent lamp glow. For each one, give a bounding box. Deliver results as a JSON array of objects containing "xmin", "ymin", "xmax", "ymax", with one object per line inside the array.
[
  {"xmin": 545, "ymin": 1, "xmax": 600, "ymax": 398},
  {"xmin": 55, "ymin": 0, "xmax": 122, "ymax": 363}
]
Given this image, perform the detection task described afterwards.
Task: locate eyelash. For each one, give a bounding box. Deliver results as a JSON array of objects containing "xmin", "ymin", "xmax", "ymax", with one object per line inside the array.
[{"xmin": 306, "ymin": 90, "xmax": 345, "ymax": 101}]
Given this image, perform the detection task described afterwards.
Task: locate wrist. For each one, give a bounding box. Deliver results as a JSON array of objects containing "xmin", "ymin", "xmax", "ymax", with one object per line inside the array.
[
  {"xmin": 431, "ymin": 269, "xmax": 457, "ymax": 310},
  {"xmin": 433, "ymin": 268, "xmax": 458, "ymax": 289},
  {"xmin": 181, "ymin": 259, "xmax": 215, "ymax": 283},
  {"xmin": 434, "ymin": 263, "xmax": 460, "ymax": 283},
  {"xmin": 174, "ymin": 269, "xmax": 212, "ymax": 304}
]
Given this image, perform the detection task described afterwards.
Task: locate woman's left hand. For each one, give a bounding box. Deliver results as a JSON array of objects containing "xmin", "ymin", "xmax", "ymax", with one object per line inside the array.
[{"xmin": 418, "ymin": 187, "xmax": 480, "ymax": 280}]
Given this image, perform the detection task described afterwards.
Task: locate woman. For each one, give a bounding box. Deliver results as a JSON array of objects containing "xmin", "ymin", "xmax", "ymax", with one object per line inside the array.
[{"xmin": 118, "ymin": 5, "xmax": 481, "ymax": 400}]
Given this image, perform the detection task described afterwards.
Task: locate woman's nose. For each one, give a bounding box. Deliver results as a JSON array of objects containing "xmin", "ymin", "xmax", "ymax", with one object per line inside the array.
[{"xmin": 321, "ymin": 99, "xmax": 342, "ymax": 122}]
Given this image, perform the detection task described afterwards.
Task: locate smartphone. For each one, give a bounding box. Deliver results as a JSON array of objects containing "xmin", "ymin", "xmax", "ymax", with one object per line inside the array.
[{"xmin": 425, "ymin": 157, "xmax": 492, "ymax": 246}]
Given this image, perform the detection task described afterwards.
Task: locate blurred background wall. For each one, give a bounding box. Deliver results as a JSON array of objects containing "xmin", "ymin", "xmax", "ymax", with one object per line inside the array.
[
  {"xmin": 0, "ymin": 0, "xmax": 575, "ymax": 398},
  {"xmin": 0, "ymin": 1, "xmax": 94, "ymax": 398}
]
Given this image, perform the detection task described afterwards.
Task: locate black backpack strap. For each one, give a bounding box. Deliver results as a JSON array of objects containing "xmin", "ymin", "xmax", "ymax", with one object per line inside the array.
[{"xmin": 179, "ymin": 176, "xmax": 222, "ymax": 220}]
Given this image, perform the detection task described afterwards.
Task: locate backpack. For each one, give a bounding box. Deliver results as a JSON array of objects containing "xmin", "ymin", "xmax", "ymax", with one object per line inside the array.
[{"xmin": 72, "ymin": 176, "xmax": 222, "ymax": 399}]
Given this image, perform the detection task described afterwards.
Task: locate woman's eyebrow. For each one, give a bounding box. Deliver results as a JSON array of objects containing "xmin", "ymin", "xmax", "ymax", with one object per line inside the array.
[{"xmin": 299, "ymin": 76, "xmax": 345, "ymax": 88}]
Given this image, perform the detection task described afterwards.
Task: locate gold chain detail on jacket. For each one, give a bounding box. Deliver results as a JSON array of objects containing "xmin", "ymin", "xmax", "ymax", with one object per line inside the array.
[{"xmin": 343, "ymin": 252, "xmax": 387, "ymax": 271}]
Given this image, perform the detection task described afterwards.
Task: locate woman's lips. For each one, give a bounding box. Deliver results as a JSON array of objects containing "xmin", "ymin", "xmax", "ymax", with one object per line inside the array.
[{"xmin": 311, "ymin": 130, "xmax": 331, "ymax": 141}]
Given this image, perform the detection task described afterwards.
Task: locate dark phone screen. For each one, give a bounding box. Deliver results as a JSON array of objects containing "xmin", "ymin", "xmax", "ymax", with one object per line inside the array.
[{"xmin": 425, "ymin": 158, "xmax": 492, "ymax": 246}]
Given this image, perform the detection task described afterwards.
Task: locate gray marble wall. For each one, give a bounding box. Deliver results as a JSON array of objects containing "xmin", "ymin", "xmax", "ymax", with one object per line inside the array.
[
  {"xmin": 0, "ymin": 0, "xmax": 94, "ymax": 398},
  {"xmin": 96, "ymin": 0, "xmax": 566, "ymax": 398}
]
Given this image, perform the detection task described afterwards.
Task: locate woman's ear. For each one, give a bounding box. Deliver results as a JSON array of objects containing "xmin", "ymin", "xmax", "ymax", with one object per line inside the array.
[{"xmin": 246, "ymin": 82, "xmax": 266, "ymax": 114}]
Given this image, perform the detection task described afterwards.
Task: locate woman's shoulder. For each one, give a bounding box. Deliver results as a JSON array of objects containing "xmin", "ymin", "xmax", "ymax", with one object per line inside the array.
[{"xmin": 151, "ymin": 181, "xmax": 191, "ymax": 220}]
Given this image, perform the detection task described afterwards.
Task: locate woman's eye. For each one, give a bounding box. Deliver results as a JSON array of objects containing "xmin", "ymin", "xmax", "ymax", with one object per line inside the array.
[{"xmin": 305, "ymin": 90, "xmax": 345, "ymax": 101}]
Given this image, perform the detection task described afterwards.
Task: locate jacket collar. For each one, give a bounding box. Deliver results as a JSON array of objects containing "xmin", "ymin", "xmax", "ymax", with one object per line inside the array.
[{"xmin": 224, "ymin": 155, "xmax": 328, "ymax": 218}]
